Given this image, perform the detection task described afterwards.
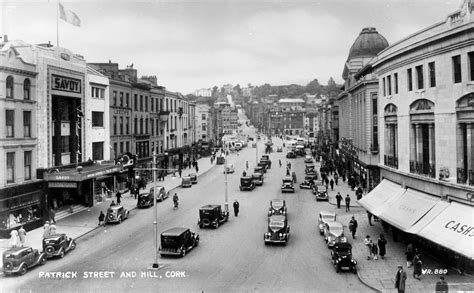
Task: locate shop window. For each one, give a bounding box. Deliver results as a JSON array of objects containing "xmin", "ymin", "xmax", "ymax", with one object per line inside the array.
[
  {"xmin": 6, "ymin": 152, "xmax": 15, "ymax": 183},
  {"xmin": 0, "ymin": 192, "xmax": 41, "ymax": 229},
  {"xmin": 6, "ymin": 110, "xmax": 14, "ymax": 137},
  {"xmin": 23, "ymin": 111, "xmax": 31, "ymax": 137},
  {"xmin": 24, "ymin": 151, "xmax": 32, "ymax": 180},
  {"xmin": 6, "ymin": 75, "xmax": 13, "ymax": 99},
  {"xmin": 453, "ymin": 55, "xmax": 462, "ymax": 83},
  {"xmin": 92, "ymin": 142, "xmax": 104, "ymax": 160},
  {"xmin": 92, "ymin": 111, "xmax": 104, "ymax": 127},
  {"xmin": 23, "ymin": 78, "xmax": 31, "ymax": 100}
]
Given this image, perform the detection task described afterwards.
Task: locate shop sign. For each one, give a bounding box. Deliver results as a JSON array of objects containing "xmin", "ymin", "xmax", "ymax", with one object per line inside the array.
[
  {"xmin": 8, "ymin": 199, "xmax": 40, "ymax": 211},
  {"xmin": 444, "ymin": 220, "xmax": 474, "ymax": 237},
  {"xmin": 84, "ymin": 166, "xmax": 122, "ymax": 179},
  {"xmin": 48, "ymin": 182, "xmax": 78, "ymax": 188},
  {"xmin": 50, "ymin": 175, "xmax": 78, "ymax": 181},
  {"xmin": 52, "ymin": 74, "xmax": 81, "ymax": 94}
]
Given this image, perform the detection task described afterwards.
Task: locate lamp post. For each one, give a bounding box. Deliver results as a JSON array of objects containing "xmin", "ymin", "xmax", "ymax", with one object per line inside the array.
[
  {"xmin": 224, "ymin": 141, "xmax": 229, "ymax": 212},
  {"xmin": 134, "ymin": 153, "xmax": 177, "ymax": 269}
]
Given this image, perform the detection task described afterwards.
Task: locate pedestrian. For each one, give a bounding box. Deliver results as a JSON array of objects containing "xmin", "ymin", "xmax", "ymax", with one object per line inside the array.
[
  {"xmin": 242, "ymin": 170, "xmax": 247, "ymax": 177},
  {"xmin": 413, "ymin": 252, "xmax": 422, "ymax": 280},
  {"xmin": 233, "ymin": 200, "xmax": 240, "ymax": 217},
  {"xmin": 371, "ymin": 239, "xmax": 379, "ymax": 260},
  {"xmin": 98, "ymin": 211, "xmax": 105, "ymax": 226},
  {"xmin": 18, "ymin": 225, "xmax": 27, "ymax": 247},
  {"xmin": 178, "ymin": 168, "xmax": 182, "ymax": 178},
  {"xmin": 394, "ymin": 265, "xmax": 407, "ymax": 293},
  {"xmin": 367, "ymin": 211, "xmax": 373, "ymax": 226},
  {"xmin": 325, "ymin": 177, "xmax": 329, "ymax": 186},
  {"xmin": 364, "ymin": 235, "xmax": 371, "ymax": 260},
  {"xmin": 356, "ymin": 186, "xmax": 363, "ymax": 200},
  {"xmin": 110, "ymin": 200, "xmax": 116, "ymax": 206},
  {"xmin": 334, "ymin": 173, "xmax": 339, "ymax": 185},
  {"xmin": 335, "ymin": 192, "xmax": 342, "ymax": 208},
  {"xmin": 195, "ymin": 163, "xmax": 199, "ymax": 173},
  {"xmin": 349, "ymin": 216, "xmax": 358, "ymax": 239},
  {"xmin": 435, "ymin": 276, "xmax": 448, "ymax": 293},
  {"xmin": 330, "ymin": 179, "xmax": 334, "ymax": 190},
  {"xmin": 50, "ymin": 208, "xmax": 56, "ymax": 224},
  {"xmin": 246, "ymin": 161, "xmax": 249, "ymax": 170},
  {"xmin": 279, "ymin": 159, "xmax": 282, "ymax": 168},
  {"xmin": 406, "ymin": 243, "xmax": 414, "ymax": 267},
  {"xmin": 42, "ymin": 222, "xmax": 51, "ymax": 239},
  {"xmin": 286, "ymin": 168, "xmax": 290, "ymax": 176},
  {"xmin": 9, "ymin": 230, "xmax": 20, "ymax": 248},
  {"xmin": 378, "ymin": 234, "xmax": 387, "ymax": 259},
  {"xmin": 345, "ymin": 194, "xmax": 351, "ymax": 212},
  {"xmin": 49, "ymin": 224, "xmax": 57, "ymax": 235},
  {"xmin": 116, "ymin": 191, "xmax": 122, "ymax": 205}
]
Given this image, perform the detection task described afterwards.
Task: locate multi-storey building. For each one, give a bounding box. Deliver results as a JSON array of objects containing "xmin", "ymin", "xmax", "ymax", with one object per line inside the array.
[
  {"xmin": 194, "ymin": 88, "xmax": 211, "ymax": 97},
  {"xmin": 196, "ymin": 103, "xmax": 211, "ymax": 141}
]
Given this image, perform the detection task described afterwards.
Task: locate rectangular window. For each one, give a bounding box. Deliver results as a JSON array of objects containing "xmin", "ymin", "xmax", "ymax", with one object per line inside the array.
[
  {"xmin": 151, "ymin": 118, "xmax": 154, "ymax": 136},
  {"xmin": 428, "ymin": 62, "xmax": 436, "ymax": 87},
  {"xmin": 113, "ymin": 91, "xmax": 117, "ymax": 106},
  {"xmin": 113, "ymin": 116, "xmax": 117, "ymax": 135},
  {"xmin": 120, "ymin": 92, "xmax": 124, "ymax": 107},
  {"xmin": 151, "ymin": 98, "xmax": 154, "ymax": 112},
  {"xmin": 140, "ymin": 95, "xmax": 143, "ymax": 111},
  {"xmin": 126, "ymin": 117, "xmax": 130, "ymax": 134},
  {"xmin": 23, "ymin": 111, "xmax": 31, "ymax": 137},
  {"xmin": 6, "ymin": 110, "xmax": 14, "ymax": 137},
  {"xmin": 145, "ymin": 96, "xmax": 148, "ymax": 112},
  {"xmin": 382, "ymin": 77, "xmax": 386, "ymax": 96},
  {"xmin": 134, "ymin": 94, "xmax": 138, "ymax": 111},
  {"xmin": 92, "ymin": 142, "xmax": 104, "ymax": 160},
  {"xmin": 453, "ymin": 55, "xmax": 462, "ymax": 83},
  {"xmin": 92, "ymin": 87, "xmax": 104, "ymax": 99},
  {"xmin": 416, "ymin": 65, "xmax": 424, "ymax": 89},
  {"xmin": 24, "ymin": 151, "xmax": 31, "ymax": 180},
  {"xmin": 120, "ymin": 117, "xmax": 123, "ymax": 135},
  {"xmin": 126, "ymin": 142, "xmax": 130, "ymax": 152},
  {"xmin": 202, "ymin": 123, "xmax": 206, "ymax": 131},
  {"xmin": 113, "ymin": 143, "xmax": 118, "ymax": 158},
  {"xmin": 134, "ymin": 118, "xmax": 138, "ymax": 134},
  {"xmin": 7, "ymin": 152, "xmax": 15, "ymax": 183},
  {"xmin": 469, "ymin": 52, "xmax": 474, "ymax": 81},
  {"xmin": 120, "ymin": 142, "xmax": 124, "ymax": 154},
  {"xmin": 394, "ymin": 73, "xmax": 398, "ymax": 94},
  {"xmin": 387, "ymin": 76, "xmax": 392, "ymax": 95},
  {"xmin": 60, "ymin": 136, "xmax": 69, "ymax": 153},
  {"xmin": 126, "ymin": 93, "xmax": 130, "ymax": 107},
  {"xmin": 407, "ymin": 68, "xmax": 413, "ymax": 91},
  {"xmin": 202, "ymin": 114, "xmax": 206, "ymax": 120},
  {"xmin": 92, "ymin": 111, "xmax": 104, "ymax": 127}
]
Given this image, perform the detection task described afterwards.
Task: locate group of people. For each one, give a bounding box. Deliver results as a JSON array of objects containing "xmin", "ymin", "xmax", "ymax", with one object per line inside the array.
[
  {"xmin": 42, "ymin": 222, "xmax": 57, "ymax": 239},
  {"xmin": 363, "ymin": 234, "xmax": 388, "ymax": 260},
  {"xmin": 9, "ymin": 226, "xmax": 27, "ymax": 248},
  {"xmin": 405, "ymin": 243, "xmax": 423, "ymax": 280}
]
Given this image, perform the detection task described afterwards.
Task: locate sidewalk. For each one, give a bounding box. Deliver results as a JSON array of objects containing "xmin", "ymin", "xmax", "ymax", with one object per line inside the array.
[
  {"xmin": 322, "ymin": 171, "xmax": 473, "ymax": 292},
  {"xmin": 0, "ymin": 154, "xmax": 216, "ymax": 270}
]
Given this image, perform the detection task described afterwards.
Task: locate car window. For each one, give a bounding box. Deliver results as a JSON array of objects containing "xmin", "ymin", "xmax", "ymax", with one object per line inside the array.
[
  {"xmin": 269, "ymin": 221, "xmax": 285, "ymax": 229},
  {"xmin": 161, "ymin": 236, "xmax": 180, "ymax": 247}
]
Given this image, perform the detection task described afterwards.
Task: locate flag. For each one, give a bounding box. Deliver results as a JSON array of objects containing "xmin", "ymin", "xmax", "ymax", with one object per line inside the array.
[{"xmin": 59, "ymin": 2, "xmax": 81, "ymax": 27}]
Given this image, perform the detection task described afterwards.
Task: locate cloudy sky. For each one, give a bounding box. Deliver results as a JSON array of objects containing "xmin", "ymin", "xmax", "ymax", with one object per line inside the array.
[{"xmin": 1, "ymin": 0, "xmax": 461, "ymax": 94}]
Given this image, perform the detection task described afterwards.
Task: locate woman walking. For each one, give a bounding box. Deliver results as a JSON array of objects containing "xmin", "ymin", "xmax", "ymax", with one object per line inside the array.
[
  {"xmin": 378, "ymin": 234, "xmax": 387, "ymax": 259},
  {"xmin": 405, "ymin": 243, "xmax": 414, "ymax": 267},
  {"xmin": 413, "ymin": 252, "xmax": 422, "ymax": 280},
  {"xmin": 18, "ymin": 226, "xmax": 27, "ymax": 247},
  {"xmin": 9, "ymin": 230, "xmax": 20, "ymax": 248}
]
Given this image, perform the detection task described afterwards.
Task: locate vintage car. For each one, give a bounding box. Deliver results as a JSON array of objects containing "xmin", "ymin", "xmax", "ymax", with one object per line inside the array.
[
  {"xmin": 331, "ymin": 242, "xmax": 357, "ymax": 273},
  {"xmin": 286, "ymin": 151, "xmax": 297, "ymax": 158},
  {"xmin": 224, "ymin": 164, "xmax": 235, "ymax": 174},
  {"xmin": 149, "ymin": 186, "xmax": 170, "ymax": 202},
  {"xmin": 305, "ymin": 163, "xmax": 317, "ymax": 175},
  {"xmin": 281, "ymin": 177, "xmax": 295, "ymax": 193},
  {"xmin": 319, "ymin": 211, "xmax": 337, "ymax": 235},
  {"xmin": 181, "ymin": 176, "xmax": 192, "ymax": 188},
  {"xmin": 159, "ymin": 227, "xmax": 199, "ymax": 257},
  {"xmin": 105, "ymin": 205, "xmax": 129, "ymax": 224},
  {"xmin": 257, "ymin": 162, "xmax": 267, "ymax": 173},
  {"xmin": 300, "ymin": 175, "xmax": 317, "ymax": 189},
  {"xmin": 216, "ymin": 155, "xmax": 225, "ymax": 165},
  {"xmin": 304, "ymin": 155, "xmax": 313, "ymax": 163},
  {"xmin": 189, "ymin": 173, "xmax": 198, "ymax": 184},
  {"xmin": 2, "ymin": 247, "xmax": 46, "ymax": 275},
  {"xmin": 254, "ymin": 166, "xmax": 264, "ymax": 175},
  {"xmin": 137, "ymin": 193, "xmax": 154, "ymax": 208},
  {"xmin": 198, "ymin": 205, "xmax": 229, "ymax": 229},
  {"xmin": 264, "ymin": 215, "xmax": 290, "ymax": 245},
  {"xmin": 324, "ymin": 221, "xmax": 347, "ymax": 249},
  {"xmin": 276, "ymin": 146, "xmax": 283, "ymax": 152},
  {"xmin": 43, "ymin": 233, "xmax": 76, "ymax": 258},
  {"xmin": 268, "ymin": 199, "xmax": 287, "ymax": 217},
  {"xmin": 313, "ymin": 184, "xmax": 328, "ymax": 201},
  {"xmin": 261, "ymin": 155, "xmax": 272, "ymax": 168},
  {"xmin": 240, "ymin": 176, "xmax": 255, "ymax": 191},
  {"xmin": 251, "ymin": 173, "xmax": 264, "ymax": 186}
]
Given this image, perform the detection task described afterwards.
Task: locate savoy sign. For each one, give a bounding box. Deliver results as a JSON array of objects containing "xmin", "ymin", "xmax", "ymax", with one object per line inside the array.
[{"xmin": 52, "ymin": 74, "xmax": 81, "ymax": 94}]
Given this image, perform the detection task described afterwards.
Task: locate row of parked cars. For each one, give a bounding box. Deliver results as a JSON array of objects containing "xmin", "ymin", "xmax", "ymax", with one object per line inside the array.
[{"xmin": 239, "ymin": 155, "xmax": 271, "ymax": 191}]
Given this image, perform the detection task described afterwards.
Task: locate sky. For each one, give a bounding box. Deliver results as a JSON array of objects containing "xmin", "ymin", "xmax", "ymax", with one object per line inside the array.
[{"xmin": 1, "ymin": 0, "xmax": 462, "ymax": 94}]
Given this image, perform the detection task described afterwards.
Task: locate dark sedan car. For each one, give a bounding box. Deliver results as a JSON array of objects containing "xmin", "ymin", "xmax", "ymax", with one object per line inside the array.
[
  {"xmin": 268, "ymin": 199, "xmax": 287, "ymax": 217},
  {"xmin": 198, "ymin": 205, "xmax": 229, "ymax": 229},
  {"xmin": 331, "ymin": 242, "xmax": 357, "ymax": 273},
  {"xmin": 43, "ymin": 233, "xmax": 76, "ymax": 258},
  {"xmin": 137, "ymin": 193, "xmax": 154, "ymax": 208},
  {"xmin": 3, "ymin": 247, "xmax": 46, "ymax": 275},
  {"xmin": 240, "ymin": 176, "xmax": 255, "ymax": 191},
  {"xmin": 159, "ymin": 227, "xmax": 199, "ymax": 257},
  {"xmin": 286, "ymin": 151, "xmax": 297, "ymax": 158},
  {"xmin": 105, "ymin": 205, "xmax": 129, "ymax": 224},
  {"xmin": 264, "ymin": 215, "xmax": 290, "ymax": 245},
  {"xmin": 281, "ymin": 177, "xmax": 295, "ymax": 193},
  {"xmin": 252, "ymin": 173, "xmax": 264, "ymax": 186}
]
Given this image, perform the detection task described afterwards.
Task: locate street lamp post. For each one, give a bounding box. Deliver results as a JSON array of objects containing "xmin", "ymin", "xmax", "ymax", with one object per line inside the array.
[{"xmin": 224, "ymin": 141, "xmax": 229, "ymax": 212}]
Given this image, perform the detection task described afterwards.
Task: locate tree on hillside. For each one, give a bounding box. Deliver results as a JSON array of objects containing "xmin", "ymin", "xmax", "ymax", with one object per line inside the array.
[
  {"xmin": 212, "ymin": 86, "xmax": 219, "ymax": 97},
  {"xmin": 233, "ymin": 84, "xmax": 242, "ymax": 96},
  {"xmin": 306, "ymin": 78, "xmax": 322, "ymax": 94}
]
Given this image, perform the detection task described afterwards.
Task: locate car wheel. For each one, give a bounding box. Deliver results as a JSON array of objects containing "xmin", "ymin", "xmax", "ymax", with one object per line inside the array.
[
  {"xmin": 45, "ymin": 246, "xmax": 55, "ymax": 254},
  {"xmin": 20, "ymin": 265, "xmax": 28, "ymax": 275},
  {"xmin": 70, "ymin": 241, "xmax": 76, "ymax": 250},
  {"xmin": 40, "ymin": 256, "xmax": 46, "ymax": 265},
  {"xmin": 4, "ymin": 261, "xmax": 13, "ymax": 270},
  {"xmin": 59, "ymin": 250, "xmax": 65, "ymax": 258},
  {"xmin": 181, "ymin": 249, "xmax": 186, "ymax": 257}
]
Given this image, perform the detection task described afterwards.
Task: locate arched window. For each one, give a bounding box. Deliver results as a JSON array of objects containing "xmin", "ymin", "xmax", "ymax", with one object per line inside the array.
[
  {"xmin": 23, "ymin": 78, "xmax": 31, "ymax": 100},
  {"xmin": 409, "ymin": 99, "xmax": 435, "ymax": 178},
  {"xmin": 6, "ymin": 76, "xmax": 14, "ymax": 99}
]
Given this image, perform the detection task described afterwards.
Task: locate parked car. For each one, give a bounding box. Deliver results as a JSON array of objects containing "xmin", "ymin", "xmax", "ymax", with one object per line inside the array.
[
  {"xmin": 331, "ymin": 242, "xmax": 357, "ymax": 273},
  {"xmin": 159, "ymin": 227, "xmax": 199, "ymax": 257},
  {"xmin": 198, "ymin": 205, "xmax": 229, "ymax": 229},
  {"xmin": 137, "ymin": 193, "xmax": 154, "ymax": 208},
  {"xmin": 254, "ymin": 166, "xmax": 264, "ymax": 175},
  {"xmin": 286, "ymin": 151, "xmax": 297, "ymax": 158},
  {"xmin": 216, "ymin": 155, "xmax": 225, "ymax": 165},
  {"xmin": 240, "ymin": 176, "xmax": 255, "ymax": 191},
  {"xmin": 300, "ymin": 175, "xmax": 316, "ymax": 189},
  {"xmin": 277, "ymin": 146, "xmax": 283, "ymax": 152},
  {"xmin": 281, "ymin": 177, "xmax": 295, "ymax": 193},
  {"xmin": 181, "ymin": 176, "xmax": 192, "ymax": 188},
  {"xmin": 224, "ymin": 164, "xmax": 235, "ymax": 174},
  {"xmin": 189, "ymin": 173, "xmax": 198, "ymax": 184},
  {"xmin": 304, "ymin": 155, "xmax": 313, "ymax": 163},
  {"xmin": 305, "ymin": 163, "xmax": 316, "ymax": 175},
  {"xmin": 313, "ymin": 185, "xmax": 328, "ymax": 201},
  {"xmin": 252, "ymin": 173, "xmax": 264, "ymax": 186},
  {"xmin": 257, "ymin": 162, "xmax": 267, "ymax": 173},
  {"xmin": 105, "ymin": 205, "xmax": 129, "ymax": 224},
  {"xmin": 268, "ymin": 199, "xmax": 287, "ymax": 217},
  {"xmin": 261, "ymin": 155, "xmax": 272, "ymax": 168},
  {"xmin": 2, "ymin": 247, "xmax": 46, "ymax": 275},
  {"xmin": 42, "ymin": 233, "xmax": 76, "ymax": 258},
  {"xmin": 149, "ymin": 186, "xmax": 170, "ymax": 201},
  {"xmin": 264, "ymin": 215, "xmax": 290, "ymax": 245},
  {"xmin": 324, "ymin": 221, "xmax": 347, "ymax": 249},
  {"xmin": 319, "ymin": 211, "xmax": 336, "ymax": 235}
]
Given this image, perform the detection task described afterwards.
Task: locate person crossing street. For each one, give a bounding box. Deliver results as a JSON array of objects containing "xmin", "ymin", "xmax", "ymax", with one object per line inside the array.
[{"xmin": 233, "ymin": 200, "xmax": 240, "ymax": 216}]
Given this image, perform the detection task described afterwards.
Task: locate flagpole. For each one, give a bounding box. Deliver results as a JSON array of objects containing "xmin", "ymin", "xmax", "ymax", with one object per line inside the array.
[{"xmin": 56, "ymin": 0, "xmax": 59, "ymax": 47}]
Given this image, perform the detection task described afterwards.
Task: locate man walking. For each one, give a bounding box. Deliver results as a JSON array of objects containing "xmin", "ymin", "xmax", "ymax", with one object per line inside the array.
[
  {"xmin": 395, "ymin": 265, "xmax": 407, "ymax": 293},
  {"xmin": 330, "ymin": 179, "xmax": 334, "ymax": 190},
  {"xmin": 50, "ymin": 208, "xmax": 56, "ymax": 224},
  {"xmin": 116, "ymin": 191, "xmax": 122, "ymax": 205},
  {"xmin": 345, "ymin": 194, "xmax": 351, "ymax": 212},
  {"xmin": 336, "ymin": 192, "xmax": 342, "ymax": 208},
  {"xmin": 233, "ymin": 200, "xmax": 240, "ymax": 217},
  {"xmin": 349, "ymin": 216, "xmax": 358, "ymax": 239},
  {"xmin": 367, "ymin": 211, "xmax": 373, "ymax": 226}
]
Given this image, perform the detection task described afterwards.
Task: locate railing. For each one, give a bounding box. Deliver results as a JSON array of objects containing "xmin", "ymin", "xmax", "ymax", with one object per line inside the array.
[
  {"xmin": 409, "ymin": 160, "xmax": 435, "ymax": 178},
  {"xmin": 384, "ymin": 155, "xmax": 398, "ymax": 169}
]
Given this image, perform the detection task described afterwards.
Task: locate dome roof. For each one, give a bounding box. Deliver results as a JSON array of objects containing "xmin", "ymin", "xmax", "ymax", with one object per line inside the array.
[{"xmin": 348, "ymin": 27, "xmax": 389, "ymax": 59}]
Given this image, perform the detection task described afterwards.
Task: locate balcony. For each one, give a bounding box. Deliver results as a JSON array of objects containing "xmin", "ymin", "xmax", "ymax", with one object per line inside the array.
[
  {"xmin": 384, "ymin": 155, "xmax": 398, "ymax": 169},
  {"xmin": 409, "ymin": 160, "xmax": 435, "ymax": 178},
  {"xmin": 159, "ymin": 111, "xmax": 170, "ymax": 123}
]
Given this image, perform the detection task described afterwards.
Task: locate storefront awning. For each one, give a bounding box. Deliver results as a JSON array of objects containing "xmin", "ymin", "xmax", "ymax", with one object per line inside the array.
[
  {"xmin": 407, "ymin": 200, "xmax": 450, "ymax": 234},
  {"xmin": 377, "ymin": 188, "xmax": 439, "ymax": 232},
  {"xmin": 417, "ymin": 202, "xmax": 474, "ymax": 259},
  {"xmin": 357, "ymin": 179, "xmax": 406, "ymax": 217}
]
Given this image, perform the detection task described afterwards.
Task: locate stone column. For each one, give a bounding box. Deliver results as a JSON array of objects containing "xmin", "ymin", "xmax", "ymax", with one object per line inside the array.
[
  {"xmin": 428, "ymin": 124, "xmax": 435, "ymax": 165},
  {"xmin": 410, "ymin": 124, "xmax": 416, "ymax": 162}
]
